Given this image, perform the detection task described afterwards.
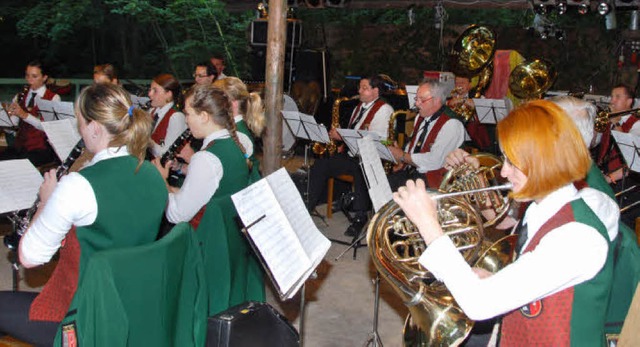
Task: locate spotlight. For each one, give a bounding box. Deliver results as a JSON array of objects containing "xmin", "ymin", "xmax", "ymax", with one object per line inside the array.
[
  {"xmin": 598, "ymin": 1, "xmax": 611, "ymax": 15},
  {"xmin": 536, "ymin": 3, "xmax": 548, "ymax": 14},
  {"xmin": 578, "ymin": 3, "xmax": 590, "ymax": 14},
  {"xmin": 557, "ymin": 1, "xmax": 568, "ymax": 14},
  {"xmin": 540, "ymin": 29, "xmax": 550, "ymax": 39}
]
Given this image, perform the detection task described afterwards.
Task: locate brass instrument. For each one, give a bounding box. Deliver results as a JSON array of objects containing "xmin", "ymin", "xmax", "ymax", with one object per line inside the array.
[
  {"xmin": 449, "ymin": 25, "xmax": 497, "ymax": 122},
  {"xmin": 368, "ymin": 154, "xmax": 516, "ymax": 346},
  {"xmin": 508, "ymin": 59, "xmax": 557, "ymax": 100},
  {"xmin": 312, "ymin": 96, "xmax": 352, "ymax": 156},
  {"xmin": 384, "ymin": 109, "xmax": 416, "ymax": 173},
  {"xmin": 594, "ymin": 107, "xmax": 640, "ymax": 133}
]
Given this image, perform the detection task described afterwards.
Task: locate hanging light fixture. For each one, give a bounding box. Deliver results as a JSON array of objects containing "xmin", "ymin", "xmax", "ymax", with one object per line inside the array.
[
  {"xmin": 557, "ymin": 0, "xmax": 568, "ymax": 14},
  {"xmin": 578, "ymin": 3, "xmax": 590, "ymax": 13},
  {"xmin": 598, "ymin": 1, "xmax": 611, "ymax": 14}
]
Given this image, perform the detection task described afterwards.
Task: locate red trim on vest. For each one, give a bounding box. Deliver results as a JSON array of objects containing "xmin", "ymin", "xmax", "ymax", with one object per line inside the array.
[
  {"xmin": 190, "ymin": 206, "xmax": 206, "ymax": 230},
  {"xmin": 29, "ymin": 227, "xmax": 80, "ymax": 322},
  {"xmin": 621, "ymin": 115, "xmax": 639, "ymax": 133},
  {"xmin": 151, "ymin": 108, "xmax": 177, "ymax": 145},
  {"xmin": 419, "ymin": 112, "xmax": 452, "ymax": 188},
  {"xmin": 350, "ymin": 99, "xmax": 386, "ymax": 130},
  {"xmin": 501, "ymin": 204, "xmax": 576, "ymax": 347},
  {"xmin": 15, "ymin": 88, "xmax": 56, "ymax": 151}
]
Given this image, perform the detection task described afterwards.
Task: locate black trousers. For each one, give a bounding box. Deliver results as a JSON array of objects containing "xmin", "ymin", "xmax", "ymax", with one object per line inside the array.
[
  {"xmin": 387, "ymin": 167, "xmax": 424, "ymax": 192},
  {"xmin": 0, "ymin": 291, "xmax": 58, "ymax": 346},
  {"xmin": 308, "ymin": 153, "xmax": 370, "ymax": 214}
]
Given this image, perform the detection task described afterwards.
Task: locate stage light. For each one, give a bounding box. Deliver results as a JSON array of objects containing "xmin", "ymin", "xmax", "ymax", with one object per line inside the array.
[
  {"xmin": 578, "ymin": 3, "xmax": 590, "ymax": 13},
  {"xmin": 598, "ymin": 1, "xmax": 611, "ymax": 15},
  {"xmin": 557, "ymin": 0, "xmax": 568, "ymax": 14},
  {"xmin": 536, "ymin": 3, "xmax": 549, "ymax": 14}
]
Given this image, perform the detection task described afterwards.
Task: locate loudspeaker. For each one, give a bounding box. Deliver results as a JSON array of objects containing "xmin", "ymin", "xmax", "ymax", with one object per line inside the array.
[
  {"xmin": 250, "ymin": 19, "xmax": 302, "ymax": 47},
  {"xmin": 206, "ymin": 301, "xmax": 299, "ymax": 347}
]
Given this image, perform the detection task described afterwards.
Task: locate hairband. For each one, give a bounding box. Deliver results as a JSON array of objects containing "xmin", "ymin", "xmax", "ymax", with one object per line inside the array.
[
  {"xmin": 244, "ymin": 153, "xmax": 250, "ymax": 159},
  {"xmin": 127, "ymin": 105, "xmax": 135, "ymax": 118}
]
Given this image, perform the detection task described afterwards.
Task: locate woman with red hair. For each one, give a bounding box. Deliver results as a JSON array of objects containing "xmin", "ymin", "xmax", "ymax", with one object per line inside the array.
[{"xmin": 395, "ymin": 100, "xmax": 617, "ymax": 346}]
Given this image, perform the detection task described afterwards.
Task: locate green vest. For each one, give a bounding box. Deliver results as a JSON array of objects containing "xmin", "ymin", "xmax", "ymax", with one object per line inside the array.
[
  {"xmin": 586, "ymin": 162, "xmax": 615, "ymax": 200},
  {"xmin": 197, "ymin": 138, "xmax": 265, "ymax": 315},
  {"xmin": 236, "ymin": 119, "xmax": 262, "ymax": 184}
]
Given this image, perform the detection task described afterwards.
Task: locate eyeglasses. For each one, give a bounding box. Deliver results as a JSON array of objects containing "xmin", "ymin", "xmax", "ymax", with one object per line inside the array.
[
  {"xmin": 193, "ymin": 73, "xmax": 209, "ymax": 78},
  {"xmin": 414, "ymin": 96, "xmax": 434, "ymax": 104}
]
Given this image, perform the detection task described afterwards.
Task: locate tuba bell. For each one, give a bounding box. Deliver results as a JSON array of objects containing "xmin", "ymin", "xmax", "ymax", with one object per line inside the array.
[
  {"xmin": 508, "ymin": 58, "xmax": 557, "ymax": 100},
  {"xmin": 368, "ymin": 154, "xmax": 517, "ymax": 346}
]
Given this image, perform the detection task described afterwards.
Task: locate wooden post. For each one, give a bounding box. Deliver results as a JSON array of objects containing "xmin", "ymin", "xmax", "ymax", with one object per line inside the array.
[{"xmin": 262, "ymin": 0, "xmax": 286, "ymax": 175}]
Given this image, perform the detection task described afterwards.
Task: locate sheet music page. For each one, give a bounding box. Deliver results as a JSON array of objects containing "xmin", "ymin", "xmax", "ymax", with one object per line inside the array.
[
  {"xmin": 299, "ymin": 113, "xmax": 330, "ymax": 143},
  {"xmin": 473, "ymin": 98, "xmax": 509, "ymax": 124},
  {"xmin": 36, "ymin": 99, "xmax": 57, "ymax": 121},
  {"xmin": 53, "ymin": 101, "xmax": 75, "ymax": 119},
  {"xmin": 231, "ymin": 176, "xmax": 312, "ymax": 299},
  {"xmin": 41, "ymin": 119, "xmax": 81, "ymax": 161},
  {"xmin": 0, "ymin": 106, "xmax": 14, "ymax": 127},
  {"xmin": 130, "ymin": 95, "xmax": 150, "ymax": 109},
  {"xmin": 0, "ymin": 159, "xmax": 43, "ymax": 214},
  {"xmin": 265, "ymin": 168, "xmax": 330, "ymax": 298},
  {"xmin": 282, "ymin": 111, "xmax": 307, "ymax": 139},
  {"xmin": 612, "ymin": 131, "xmax": 640, "ymax": 173},
  {"xmin": 336, "ymin": 128, "xmax": 362, "ymax": 155},
  {"xmin": 357, "ymin": 138, "xmax": 393, "ymax": 212},
  {"xmin": 406, "ymin": 85, "xmax": 418, "ymax": 109}
]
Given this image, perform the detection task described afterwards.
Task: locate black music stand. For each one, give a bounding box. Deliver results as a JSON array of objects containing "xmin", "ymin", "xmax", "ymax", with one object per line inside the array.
[
  {"xmin": 611, "ymin": 130, "xmax": 640, "ymax": 212},
  {"xmin": 473, "ymin": 98, "xmax": 511, "ymax": 154}
]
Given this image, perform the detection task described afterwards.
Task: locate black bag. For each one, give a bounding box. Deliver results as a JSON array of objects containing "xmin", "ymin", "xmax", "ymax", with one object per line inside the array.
[{"xmin": 206, "ymin": 301, "xmax": 300, "ymax": 347}]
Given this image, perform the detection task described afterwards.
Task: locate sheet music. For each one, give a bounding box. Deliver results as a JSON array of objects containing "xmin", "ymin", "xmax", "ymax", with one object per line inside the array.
[
  {"xmin": 130, "ymin": 95, "xmax": 150, "ymax": 109},
  {"xmin": 282, "ymin": 111, "xmax": 306, "ymax": 139},
  {"xmin": 0, "ymin": 105, "xmax": 15, "ymax": 128},
  {"xmin": 54, "ymin": 101, "xmax": 75, "ymax": 119},
  {"xmin": 0, "ymin": 159, "xmax": 43, "ymax": 214},
  {"xmin": 612, "ymin": 130, "xmax": 640, "ymax": 173},
  {"xmin": 299, "ymin": 113, "xmax": 330, "ymax": 143},
  {"xmin": 282, "ymin": 95, "xmax": 298, "ymax": 152},
  {"xmin": 41, "ymin": 119, "xmax": 81, "ymax": 161},
  {"xmin": 336, "ymin": 128, "xmax": 362, "ymax": 155},
  {"xmin": 473, "ymin": 98, "xmax": 510, "ymax": 124},
  {"xmin": 406, "ymin": 85, "xmax": 418, "ymax": 110},
  {"xmin": 36, "ymin": 99, "xmax": 57, "ymax": 121},
  {"xmin": 357, "ymin": 138, "xmax": 393, "ymax": 212}
]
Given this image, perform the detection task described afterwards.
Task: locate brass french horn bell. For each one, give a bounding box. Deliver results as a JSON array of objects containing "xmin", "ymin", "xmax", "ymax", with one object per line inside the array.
[
  {"xmin": 508, "ymin": 59, "xmax": 557, "ymax": 100},
  {"xmin": 449, "ymin": 25, "xmax": 497, "ymax": 78}
]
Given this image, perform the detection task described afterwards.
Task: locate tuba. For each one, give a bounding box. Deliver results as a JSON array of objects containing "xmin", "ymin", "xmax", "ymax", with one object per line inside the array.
[
  {"xmin": 368, "ymin": 153, "xmax": 516, "ymax": 346},
  {"xmin": 508, "ymin": 58, "xmax": 557, "ymax": 100}
]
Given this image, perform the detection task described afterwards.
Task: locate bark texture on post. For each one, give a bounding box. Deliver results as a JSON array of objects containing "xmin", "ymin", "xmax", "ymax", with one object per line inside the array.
[{"xmin": 262, "ymin": 0, "xmax": 286, "ymax": 175}]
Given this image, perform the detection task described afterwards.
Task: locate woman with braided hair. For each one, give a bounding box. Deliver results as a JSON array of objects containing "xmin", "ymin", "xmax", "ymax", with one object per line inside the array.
[{"xmin": 153, "ymin": 84, "xmax": 264, "ymax": 314}]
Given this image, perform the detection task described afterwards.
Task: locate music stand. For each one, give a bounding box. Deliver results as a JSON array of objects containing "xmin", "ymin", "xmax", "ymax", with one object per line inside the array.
[
  {"xmin": 611, "ymin": 131, "xmax": 640, "ymax": 211},
  {"xmin": 0, "ymin": 104, "xmax": 17, "ymax": 132},
  {"xmin": 130, "ymin": 95, "xmax": 151, "ymax": 110},
  {"xmin": 473, "ymin": 98, "xmax": 511, "ymax": 153}
]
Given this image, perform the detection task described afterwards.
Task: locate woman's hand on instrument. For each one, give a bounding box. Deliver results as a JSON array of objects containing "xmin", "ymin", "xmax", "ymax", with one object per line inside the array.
[
  {"xmin": 393, "ymin": 179, "xmax": 443, "ymax": 245},
  {"xmin": 38, "ymin": 169, "xmax": 58, "ymax": 206},
  {"xmin": 152, "ymin": 157, "xmax": 171, "ymax": 180},
  {"xmin": 444, "ymin": 149, "xmax": 478, "ymax": 170},
  {"xmin": 8, "ymin": 102, "xmax": 28, "ymax": 119}
]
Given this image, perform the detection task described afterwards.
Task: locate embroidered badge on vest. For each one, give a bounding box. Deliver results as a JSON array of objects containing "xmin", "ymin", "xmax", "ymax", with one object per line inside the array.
[
  {"xmin": 520, "ymin": 299, "xmax": 543, "ymax": 318},
  {"xmin": 62, "ymin": 321, "xmax": 78, "ymax": 347}
]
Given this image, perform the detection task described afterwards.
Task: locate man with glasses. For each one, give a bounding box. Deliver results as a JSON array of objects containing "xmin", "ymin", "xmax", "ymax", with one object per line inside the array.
[
  {"xmin": 387, "ymin": 79, "xmax": 465, "ymax": 191},
  {"xmin": 193, "ymin": 61, "xmax": 218, "ymax": 85}
]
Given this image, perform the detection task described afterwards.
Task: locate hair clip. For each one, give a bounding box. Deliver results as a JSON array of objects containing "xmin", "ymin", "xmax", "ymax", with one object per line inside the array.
[
  {"xmin": 244, "ymin": 153, "xmax": 250, "ymax": 159},
  {"xmin": 127, "ymin": 105, "xmax": 135, "ymax": 118}
]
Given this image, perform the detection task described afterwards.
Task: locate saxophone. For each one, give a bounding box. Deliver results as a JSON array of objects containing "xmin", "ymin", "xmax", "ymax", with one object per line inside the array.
[
  {"xmin": 368, "ymin": 153, "xmax": 517, "ymax": 346},
  {"xmin": 312, "ymin": 96, "xmax": 348, "ymax": 156},
  {"xmin": 4, "ymin": 140, "xmax": 86, "ymax": 251}
]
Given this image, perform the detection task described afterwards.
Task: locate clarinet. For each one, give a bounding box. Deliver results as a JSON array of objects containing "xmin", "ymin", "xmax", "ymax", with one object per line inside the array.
[
  {"xmin": 4, "ymin": 140, "xmax": 86, "ymax": 250},
  {"xmin": 160, "ymin": 129, "xmax": 193, "ymax": 167}
]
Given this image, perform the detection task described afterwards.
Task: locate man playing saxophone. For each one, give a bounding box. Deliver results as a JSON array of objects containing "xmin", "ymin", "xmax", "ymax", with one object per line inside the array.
[{"xmin": 307, "ymin": 74, "xmax": 393, "ymax": 237}]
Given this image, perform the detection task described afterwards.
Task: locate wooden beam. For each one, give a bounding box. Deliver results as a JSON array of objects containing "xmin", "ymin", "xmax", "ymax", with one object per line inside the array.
[{"xmin": 262, "ymin": 0, "xmax": 287, "ymax": 175}]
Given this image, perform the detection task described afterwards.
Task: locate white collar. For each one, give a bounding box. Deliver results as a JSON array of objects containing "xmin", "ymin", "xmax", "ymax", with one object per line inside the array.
[
  {"xmin": 201, "ymin": 129, "xmax": 230, "ymax": 149},
  {"xmin": 523, "ymin": 184, "xmax": 579, "ymax": 238},
  {"xmin": 88, "ymin": 146, "xmax": 130, "ymax": 166}
]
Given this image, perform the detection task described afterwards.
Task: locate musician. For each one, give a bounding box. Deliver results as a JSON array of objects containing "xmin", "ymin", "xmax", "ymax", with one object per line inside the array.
[
  {"xmin": 213, "ymin": 77, "xmax": 265, "ymax": 179},
  {"xmin": 2, "ymin": 60, "xmax": 60, "ymax": 166},
  {"xmin": 396, "ymin": 100, "xmax": 617, "ymax": 345},
  {"xmin": 387, "ymin": 78, "xmax": 465, "ymax": 191},
  {"xmin": 93, "ymin": 63, "xmax": 119, "ymax": 84},
  {"xmin": 193, "ymin": 61, "xmax": 218, "ymax": 85},
  {"xmin": 448, "ymin": 75, "xmax": 491, "ymax": 150},
  {"xmin": 0, "ymin": 83, "xmax": 167, "ymax": 345},
  {"xmin": 152, "ymin": 84, "xmax": 264, "ymax": 312},
  {"xmin": 147, "ymin": 73, "xmax": 187, "ymax": 158},
  {"xmin": 307, "ymin": 74, "xmax": 393, "ymax": 236},
  {"xmin": 210, "ymin": 53, "xmax": 227, "ymax": 79}
]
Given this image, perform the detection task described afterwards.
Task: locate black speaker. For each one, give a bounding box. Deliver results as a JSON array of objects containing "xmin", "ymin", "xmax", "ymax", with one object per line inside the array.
[
  {"xmin": 250, "ymin": 19, "xmax": 302, "ymax": 47},
  {"xmin": 206, "ymin": 301, "xmax": 300, "ymax": 347}
]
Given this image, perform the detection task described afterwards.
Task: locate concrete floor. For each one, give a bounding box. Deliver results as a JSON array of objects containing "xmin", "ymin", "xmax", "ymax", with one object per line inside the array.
[{"xmin": 0, "ymin": 198, "xmax": 409, "ymax": 347}]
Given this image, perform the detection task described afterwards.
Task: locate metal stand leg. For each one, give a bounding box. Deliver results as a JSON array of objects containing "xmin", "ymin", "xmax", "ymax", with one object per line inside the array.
[
  {"xmin": 299, "ymin": 283, "xmax": 306, "ymax": 347},
  {"xmin": 364, "ymin": 273, "xmax": 383, "ymax": 347},
  {"xmin": 303, "ymin": 145, "xmax": 329, "ymax": 227}
]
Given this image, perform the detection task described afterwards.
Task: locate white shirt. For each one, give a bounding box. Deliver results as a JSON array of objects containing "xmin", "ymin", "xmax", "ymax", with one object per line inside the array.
[
  {"xmin": 350, "ymin": 99, "xmax": 393, "ymax": 138},
  {"xmin": 233, "ymin": 114, "xmax": 255, "ymax": 157},
  {"xmin": 620, "ymin": 114, "xmax": 640, "ymax": 136},
  {"xmin": 408, "ymin": 108, "xmax": 465, "ymax": 173},
  {"xmin": 150, "ymin": 102, "xmax": 187, "ymax": 157},
  {"xmin": 418, "ymin": 184, "xmax": 613, "ymax": 320},
  {"xmin": 10, "ymin": 85, "xmax": 61, "ymax": 131},
  {"xmin": 20, "ymin": 147, "xmax": 129, "ymax": 266},
  {"xmin": 166, "ymin": 129, "xmax": 245, "ymax": 223}
]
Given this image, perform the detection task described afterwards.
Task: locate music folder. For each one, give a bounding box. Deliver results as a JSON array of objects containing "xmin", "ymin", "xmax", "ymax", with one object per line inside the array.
[
  {"xmin": 36, "ymin": 99, "xmax": 75, "ymax": 121},
  {"xmin": 357, "ymin": 137, "xmax": 393, "ymax": 212},
  {"xmin": 611, "ymin": 130, "xmax": 640, "ymax": 173},
  {"xmin": 41, "ymin": 119, "xmax": 82, "ymax": 161},
  {"xmin": 231, "ymin": 168, "xmax": 331, "ymax": 300},
  {"xmin": 281, "ymin": 111, "xmax": 330, "ymax": 143},
  {"xmin": 0, "ymin": 159, "xmax": 43, "ymax": 214},
  {"xmin": 336, "ymin": 129, "xmax": 396, "ymax": 163},
  {"xmin": 473, "ymin": 98, "xmax": 511, "ymax": 124}
]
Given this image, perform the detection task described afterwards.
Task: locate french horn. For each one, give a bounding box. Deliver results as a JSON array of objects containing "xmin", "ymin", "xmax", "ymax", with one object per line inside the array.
[{"xmin": 368, "ymin": 153, "xmax": 517, "ymax": 346}]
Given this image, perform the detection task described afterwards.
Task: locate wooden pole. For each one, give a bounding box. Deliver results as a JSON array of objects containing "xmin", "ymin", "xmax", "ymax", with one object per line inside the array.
[{"xmin": 262, "ymin": 0, "xmax": 286, "ymax": 175}]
